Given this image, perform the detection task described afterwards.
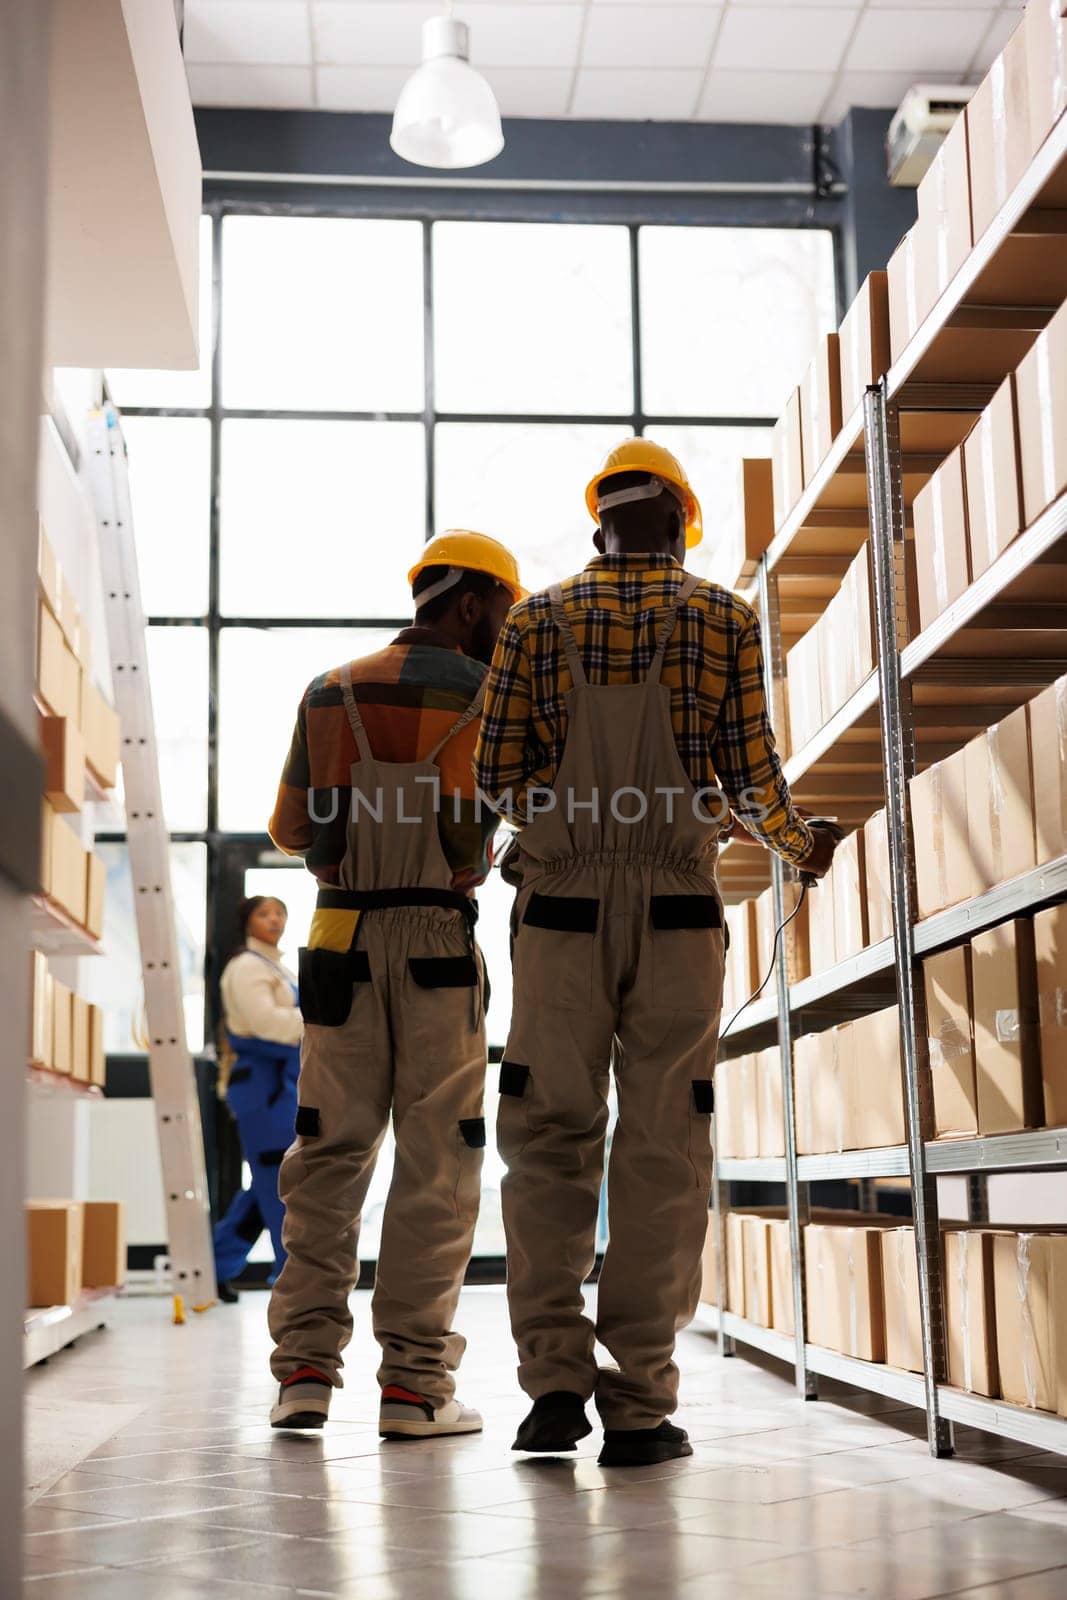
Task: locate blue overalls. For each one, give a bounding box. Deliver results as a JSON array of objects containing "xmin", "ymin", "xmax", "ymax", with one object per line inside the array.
[{"xmin": 213, "ymin": 972, "xmax": 301, "ymax": 1284}]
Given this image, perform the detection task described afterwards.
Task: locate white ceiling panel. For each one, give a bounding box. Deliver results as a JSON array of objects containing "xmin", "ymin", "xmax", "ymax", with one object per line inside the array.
[
  {"xmin": 312, "ymin": 3, "xmax": 435, "ymax": 67},
  {"xmin": 969, "ymin": 9, "xmax": 1021, "ymax": 73},
  {"xmin": 713, "ymin": 6, "xmax": 857, "ymax": 73},
  {"xmin": 845, "ymin": 8, "xmax": 995, "ymax": 72},
  {"xmin": 582, "ymin": 5, "xmax": 722, "ymax": 70},
  {"xmin": 316, "ymin": 63, "xmax": 410, "ymax": 111},
  {"xmin": 466, "ymin": 4, "xmax": 586, "ymax": 68},
  {"xmin": 571, "ymin": 67, "xmax": 704, "ymax": 120},
  {"xmin": 484, "ymin": 66, "xmax": 574, "ymax": 116},
  {"xmin": 185, "ymin": 62, "xmax": 315, "ymax": 107},
  {"xmin": 819, "ymin": 66, "xmax": 956, "ymax": 124},
  {"xmin": 184, "ymin": 1, "xmax": 313, "ymax": 66},
  {"xmin": 698, "ymin": 68, "xmax": 836, "ymax": 125}
]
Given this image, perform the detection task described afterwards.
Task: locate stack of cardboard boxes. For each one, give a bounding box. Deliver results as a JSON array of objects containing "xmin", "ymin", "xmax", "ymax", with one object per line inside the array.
[
  {"xmin": 794, "ymin": 1007, "xmax": 907, "ymax": 1155},
  {"xmin": 33, "ymin": 526, "xmax": 118, "ymax": 1086},
  {"xmin": 714, "ymin": 1047, "xmax": 784, "ymax": 1160},
  {"xmin": 26, "ymin": 1200, "xmax": 127, "ymax": 1308},
  {"xmin": 946, "ymin": 1227, "xmax": 1067, "ymax": 1414},
  {"xmin": 910, "ymin": 672, "xmax": 1067, "ymax": 923},
  {"xmin": 785, "ymin": 545, "xmax": 876, "ymax": 754},
  {"xmin": 923, "ymin": 901, "xmax": 1066, "ymax": 1140}
]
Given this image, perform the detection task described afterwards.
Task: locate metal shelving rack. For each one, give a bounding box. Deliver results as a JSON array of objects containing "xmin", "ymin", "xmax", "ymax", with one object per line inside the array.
[{"xmin": 709, "ymin": 111, "xmax": 1067, "ymax": 1457}]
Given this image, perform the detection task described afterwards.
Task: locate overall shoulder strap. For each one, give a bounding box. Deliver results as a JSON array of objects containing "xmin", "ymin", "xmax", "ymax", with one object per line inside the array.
[
  {"xmin": 548, "ymin": 583, "xmax": 587, "ymax": 687},
  {"xmin": 339, "ymin": 661, "xmax": 374, "ymax": 762},
  {"xmin": 647, "ymin": 572, "xmax": 702, "ymax": 684},
  {"xmin": 425, "ymin": 676, "xmax": 488, "ymax": 765}
]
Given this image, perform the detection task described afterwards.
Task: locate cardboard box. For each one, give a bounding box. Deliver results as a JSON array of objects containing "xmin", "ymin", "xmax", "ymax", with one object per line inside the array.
[
  {"xmin": 81, "ymin": 679, "xmax": 120, "ymax": 791},
  {"xmin": 1030, "ymin": 675, "xmax": 1067, "ymax": 865},
  {"xmin": 833, "ymin": 829, "xmax": 868, "ymax": 964},
  {"xmin": 964, "ymin": 705, "xmax": 1036, "ymax": 894},
  {"xmin": 724, "ymin": 900, "xmax": 758, "ymax": 1019},
  {"xmin": 992, "ymin": 1231, "xmax": 1067, "ymax": 1412},
  {"xmin": 1035, "ymin": 902, "xmax": 1067, "ymax": 1129},
  {"xmin": 726, "ymin": 1211, "xmax": 745, "ymax": 1315},
  {"xmin": 27, "ymin": 1201, "xmax": 84, "ymax": 1308},
  {"xmin": 772, "ymin": 387, "xmax": 805, "ymax": 528},
  {"xmin": 70, "ymin": 995, "xmax": 91, "ymax": 1083},
  {"xmin": 881, "ymin": 1227, "xmax": 923, "ymax": 1373},
  {"xmin": 944, "ymin": 1229, "xmax": 999, "ymax": 1397},
  {"xmin": 807, "ymin": 860, "xmax": 837, "ymax": 976},
  {"xmin": 88, "ymin": 1004, "xmax": 106, "ymax": 1089},
  {"xmin": 794, "ymin": 1028, "xmax": 848, "ymax": 1154},
  {"xmin": 887, "ymin": 233, "xmax": 917, "ymax": 367},
  {"xmin": 916, "ymin": 110, "xmax": 972, "ymax": 302},
  {"xmin": 742, "ymin": 1215, "xmax": 773, "ymax": 1330},
  {"xmin": 769, "ymin": 1218, "xmax": 795, "ymax": 1337},
  {"xmin": 967, "ymin": 24, "xmax": 1033, "ymax": 242},
  {"xmin": 757, "ymin": 1046, "xmax": 784, "ymax": 1158},
  {"xmin": 864, "ymin": 808, "xmax": 893, "ymax": 947},
  {"xmin": 37, "ymin": 602, "xmax": 80, "ymax": 724},
  {"xmin": 84, "ymin": 853, "xmax": 106, "ymax": 939},
  {"xmin": 51, "ymin": 980, "xmax": 73, "ymax": 1076},
  {"xmin": 819, "ymin": 554, "xmax": 872, "ymax": 722},
  {"xmin": 963, "ymin": 377, "xmax": 1023, "ymax": 581},
  {"xmin": 753, "ymin": 880, "xmax": 809, "ymax": 987},
  {"xmin": 972, "ymin": 919, "xmax": 1043, "ymax": 1134},
  {"xmin": 802, "ymin": 333, "xmax": 843, "ymax": 481},
  {"xmin": 715, "ymin": 1053, "xmax": 759, "ymax": 1160},
  {"xmin": 1015, "ymin": 299, "xmax": 1067, "ymax": 528},
  {"xmin": 805, "ymin": 1223, "xmax": 886, "ymax": 1361},
  {"xmin": 924, "ymin": 945, "xmax": 978, "ymax": 1139},
  {"xmin": 786, "ymin": 623, "xmax": 824, "ymax": 754},
  {"xmin": 910, "ymin": 748, "xmax": 977, "ymax": 919},
  {"xmin": 38, "ymin": 527, "xmax": 60, "ymax": 618},
  {"xmin": 40, "ymin": 715, "xmax": 84, "ymax": 814},
  {"xmin": 848, "ymin": 1006, "xmax": 906, "ymax": 1151},
  {"xmin": 30, "ymin": 952, "xmax": 53, "ymax": 1069},
  {"xmin": 48, "ymin": 810, "xmax": 88, "ymax": 922},
  {"xmin": 82, "ymin": 1201, "xmax": 126, "ymax": 1289},
  {"xmin": 717, "ymin": 458, "xmax": 775, "ymax": 591},
  {"xmin": 913, "ymin": 447, "xmax": 971, "ymax": 632},
  {"xmin": 700, "ymin": 1218, "xmax": 718, "ymax": 1305},
  {"xmin": 839, "ymin": 271, "xmax": 891, "ymax": 422},
  {"xmin": 1023, "ymin": 0, "xmax": 1067, "ymax": 159}
]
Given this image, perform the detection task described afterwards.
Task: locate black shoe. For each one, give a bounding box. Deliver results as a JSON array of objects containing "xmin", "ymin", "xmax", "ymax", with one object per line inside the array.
[
  {"xmin": 513, "ymin": 1391, "xmax": 592, "ymax": 1453},
  {"xmin": 217, "ymin": 1280, "xmax": 240, "ymax": 1304},
  {"xmin": 598, "ymin": 1420, "xmax": 693, "ymax": 1467}
]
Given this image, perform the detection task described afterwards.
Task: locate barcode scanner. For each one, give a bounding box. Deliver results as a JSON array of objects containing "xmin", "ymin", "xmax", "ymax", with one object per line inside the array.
[{"xmin": 797, "ymin": 816, "xmax": 846, "ymax": 888}]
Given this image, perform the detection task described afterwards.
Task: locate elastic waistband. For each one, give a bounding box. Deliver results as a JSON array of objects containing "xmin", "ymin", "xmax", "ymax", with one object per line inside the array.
[
  {"xmin": 530, "ymin": 849, "xmax": 718, "ymax": 874},
  {"xmin": 316, "ymin": 886, "xmax": 478, "ymax": 925}
]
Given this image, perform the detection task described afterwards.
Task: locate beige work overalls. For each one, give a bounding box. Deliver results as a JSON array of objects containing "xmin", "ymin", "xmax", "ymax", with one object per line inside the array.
[
  {"xmin": 500, "ymin": 574, "xmax": 724, "ymax": 1430},
  {"xmin": 269, "ymin": 666, "xmax": 489, "ymax": 1405}
]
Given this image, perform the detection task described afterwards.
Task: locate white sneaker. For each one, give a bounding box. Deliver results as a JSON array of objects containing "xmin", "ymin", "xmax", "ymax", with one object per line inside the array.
[
  {"xmin": 270, "ymin": 1367, "xmax": 332, "ymax": 1429},
  {"xmin": 379, "ymin": 1385, "xmax": 483, "ymax": 1439}
]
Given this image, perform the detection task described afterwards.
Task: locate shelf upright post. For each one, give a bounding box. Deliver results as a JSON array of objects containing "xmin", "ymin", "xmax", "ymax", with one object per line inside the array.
[
  {"xmin": 863, "ymin": 380, "xmax": 953, "ymax": 1458},
  {"xmin": 756, "ymin": 557, "xmax": 815, "ymax": 1400},
  {"xmin": 710, "ymin": 1132, "xmax": 734, "ymax": 1358}
]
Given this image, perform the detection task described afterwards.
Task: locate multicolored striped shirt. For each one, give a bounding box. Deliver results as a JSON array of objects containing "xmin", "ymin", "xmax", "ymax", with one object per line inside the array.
[
  {"xmin": 270, "ymin": 628, "xmax": 494, "ymax": 889},
  {"xmin": 473, "ymin": 553, "xmax": 813, "ymax": 865}
]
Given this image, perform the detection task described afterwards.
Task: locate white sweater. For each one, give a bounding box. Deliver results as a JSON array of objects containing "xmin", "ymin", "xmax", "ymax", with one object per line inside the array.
[{"xmin": 221, "ymin": 938, "xmax": 303, "ymax": 1046}]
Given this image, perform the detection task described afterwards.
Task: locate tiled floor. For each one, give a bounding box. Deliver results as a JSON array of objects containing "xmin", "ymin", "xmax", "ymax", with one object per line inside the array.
[{"xmin": 23, "ymin": 1287, "xmax": 1067, "ymax": 1597}]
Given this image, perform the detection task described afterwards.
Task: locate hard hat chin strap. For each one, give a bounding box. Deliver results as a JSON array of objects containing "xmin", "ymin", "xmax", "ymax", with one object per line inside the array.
[
  {"xmin": 413, "ymin": 565, "xmax": 465, "ymax": 607},
  {"xmin": 597, "ymin": 477, "xmax": 683, "ymax": 515}
]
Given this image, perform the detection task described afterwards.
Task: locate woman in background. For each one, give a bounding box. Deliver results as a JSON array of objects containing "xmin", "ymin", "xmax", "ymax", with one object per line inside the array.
[{"xmin": 213, "ymin": 896, "xmax": 303, "ymax": 1301}]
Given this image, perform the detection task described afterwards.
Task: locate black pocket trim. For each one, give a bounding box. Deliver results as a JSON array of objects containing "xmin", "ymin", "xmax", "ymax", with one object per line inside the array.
[
  {"xmin": 227, "ymin": 1066, "xmax": 251, "ymax": 1086},
  {"xmin": 523, "ymin": 892, "xmax": 599, "ymax": 934},
  {"xmin": 298, "ymin": 947, "xmax": 370, "ymax": 1028},
  {"xmin": 295, "ymin": 1106, "xmax": 320, "ymax": 1138},
  {"xmin": 650, "ymin": 895, "xmax": 722, "ymax": 931},
  {"xmin": 499, "ymin": 1060, "xmax": 530, "ymax": 1097},
  {"xmin": 258, "ymin": 1148, "xmax": 286, "ymax": 1167},
  {"xmin": 408, "ymin": 955, "xmax": 478, "ymax": 989},
  {"xmin": 459, "ymin": 1117, "xmax": 486, "ymax": 1149},
  {"xmin": 351, "ymin": 950, "xmax": 372, "ymax": 982},
  {"xmin": 692, "ymin": 1080, "xmax": 715, "ymax": 1115}
]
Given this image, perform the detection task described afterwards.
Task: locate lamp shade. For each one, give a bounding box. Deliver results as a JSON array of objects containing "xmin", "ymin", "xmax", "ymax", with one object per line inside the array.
[{"xmin": 390, "ymin": 16, "xmax": 504, "ymax": 171}]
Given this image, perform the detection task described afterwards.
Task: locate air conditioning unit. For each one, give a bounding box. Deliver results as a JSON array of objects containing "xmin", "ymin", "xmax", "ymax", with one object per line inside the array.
[{"xmin": 887, "ymin": 84, "xmax": 975, "ymax": 187}]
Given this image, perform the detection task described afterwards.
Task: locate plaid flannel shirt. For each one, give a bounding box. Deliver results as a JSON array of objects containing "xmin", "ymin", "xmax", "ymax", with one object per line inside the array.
[
  {"xmin": 472, "ymin": 553, "xmax": 813, "ymax": 865},
  {"xmin": 270, "ymin": 628, "xmax": 495, "ymax": 889}
]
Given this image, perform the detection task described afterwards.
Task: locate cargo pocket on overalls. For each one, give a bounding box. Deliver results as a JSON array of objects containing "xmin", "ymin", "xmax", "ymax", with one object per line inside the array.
[
  {"xmin": 649, "ymin": 894, "xmax": 724, "ymax": 1013},
  {"xmin": 516, "ymin": 891, "xmax": 598, "ymax": 1011},
  {"xmin": 688, "ymin": 1077, "xmax": 715, "ymax": 1187},
  {"xmin": 454, "ymin": 1116, "xmax": 486, "ymax": 1220},
  {"xmin": 298, "ymin": 947, "xmax": 371, "ymax": 1027},
  {"xmin": 496, "ymin": 1060, "xmax": 532, "ymax": 1163}
]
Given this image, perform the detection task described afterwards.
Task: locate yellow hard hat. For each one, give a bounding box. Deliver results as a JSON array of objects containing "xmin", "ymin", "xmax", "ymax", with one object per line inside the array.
[
  {"xmin": 407, "ymin": 529, "xmax": 528, "ymax": 603},
  {"xmin": 585, "ymin": 438, "xmax": 703, "ymax": 549}
]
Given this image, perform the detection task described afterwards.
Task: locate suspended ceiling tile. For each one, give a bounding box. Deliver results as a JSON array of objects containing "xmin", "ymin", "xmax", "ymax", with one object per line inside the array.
[
  {"xmin": 486, "ymin": 66, "xmax": 574, "ymax": 117},
  {"xmin": 184, "ymin": 1, "xmax": 313, "ymax": 67},
  {"xmin": 714, "ymin": 5, "xmax": 858, "ymax": 74},
  {"xmin": 311, "ymin": 2, "xmax": 436, "ymax": 68},
  {"xmin": 570, "ymin": 67, "xmax": 704, "ymax": 120},
  {"xmin": 969, "ymin": 9, "xmax": 1022, "ymax": 73},
  {"xmin": 315, "ymin": 62, "xmax": 410, "ymax": 111},
  {"xmin": 845, "ymin": 7, "xmax": 995, "ymax": 72},
  {"xmin": 819, "ymin": 66, "xmax": 960, "ymax": 124},
  {"xmin": 467, "ymin": 4, "xmax": 586, "ymax": 69},
  {"xmin": 697, "ymin": 69, "xmax": 836, "ymax": 126},
  {"xmin": 582, "ymin": 4, "xmax": 723, "ymax": 70},
  {"xmin": 186, "ymin": 62, "xmax": 316, "ymax": 107}
]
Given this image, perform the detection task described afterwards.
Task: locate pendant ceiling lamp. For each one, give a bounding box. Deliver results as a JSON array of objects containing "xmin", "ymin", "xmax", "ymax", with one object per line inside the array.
[{"xmin": 390, "ymin": 4, "xmax": 504, "ymax": 170}]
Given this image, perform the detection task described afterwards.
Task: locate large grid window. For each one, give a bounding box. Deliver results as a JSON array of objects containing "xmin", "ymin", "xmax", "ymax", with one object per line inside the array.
[{"xmin": 108, "ymin": 209, "xmax": 836, "ymax": 1055}]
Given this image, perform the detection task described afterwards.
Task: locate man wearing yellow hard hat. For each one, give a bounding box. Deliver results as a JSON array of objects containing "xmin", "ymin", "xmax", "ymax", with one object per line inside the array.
[
  {"xmin": 474, "ymin": 439, "xmax": 835, "ymax": 1467},
  {"xmin": 267, "ymin": 530, "xmax": 525, "ymax": 1439}
]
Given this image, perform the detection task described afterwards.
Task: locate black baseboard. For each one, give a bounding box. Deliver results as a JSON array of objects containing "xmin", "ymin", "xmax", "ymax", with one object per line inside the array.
[{"xmin": 130, "ymin": 1248, "xmax": 604, "ymax": 1289}]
